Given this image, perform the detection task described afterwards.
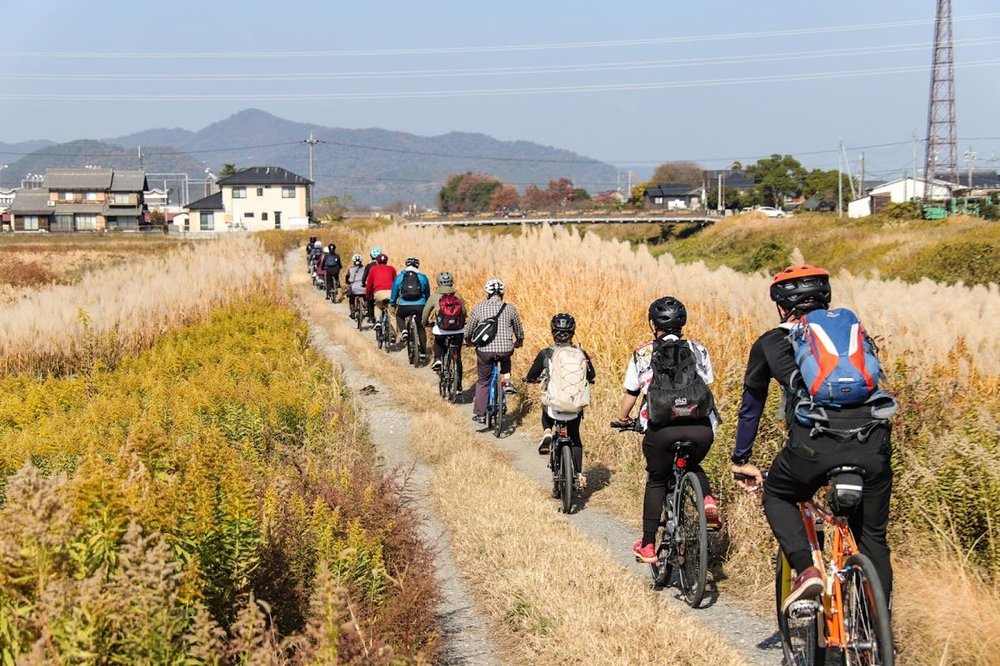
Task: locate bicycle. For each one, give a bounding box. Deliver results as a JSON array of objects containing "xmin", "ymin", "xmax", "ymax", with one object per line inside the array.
[
  {"xmin": 611, "ymin": 419, "xmax": 709, "ymax": 608},
  {"xmin": 402, "ymin": 311, "xmax": 420, "ymax": 365},
  {"xmin": 734, "ymin": 469, "xmax": 894, "ymax": 666},
  {"xmin": 326, "ymin": 274, "xmax": 341, "ymax": 304},
  {"xmin": 350, "ymin": 293, "xmax": 366, "ymax": 330},
  {"xmin": 373, "ymin": 300, "xmax": 393, "ymax": 354},
  {"xmin": 549, "ymin": 411, "xmax": 582, "ymax": 513},
  {"xmin": 438, "ymin": 335, "xmax": 463, "ymax": 402},
  {"xmin": 485, "ymin": 356, "xmax": 507, "ymax": 438}
]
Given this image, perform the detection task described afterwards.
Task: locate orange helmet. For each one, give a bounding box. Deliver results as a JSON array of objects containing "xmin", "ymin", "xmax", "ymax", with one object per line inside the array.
[{"xmin": 770, "ymin": 264, "xmax": 831, "ymax": 314}]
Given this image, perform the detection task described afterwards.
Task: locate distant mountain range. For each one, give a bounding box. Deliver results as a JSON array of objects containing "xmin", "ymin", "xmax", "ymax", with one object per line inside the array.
[{"xmin": 0, "ymin": 109, "xmax": 620, "ymax": 207}]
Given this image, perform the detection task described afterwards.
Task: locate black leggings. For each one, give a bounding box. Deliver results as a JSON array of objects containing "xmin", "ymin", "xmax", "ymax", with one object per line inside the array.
[
  {"xmin": 395, "ymin": 305, "xmax": 427, "ymax": 354},
  {"xmin": 542, "ymin": 410, "xmax": 583, "ymax": 472},
  {"xmin": 641, "ymin": 420, "xmax": 714, "ymax": 546}
]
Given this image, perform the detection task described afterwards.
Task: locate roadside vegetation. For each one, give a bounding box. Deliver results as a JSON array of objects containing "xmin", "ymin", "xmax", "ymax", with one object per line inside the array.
[
  {"xmin": 355, "ymin": 222, "xmax": 999, "ymax": 665},
  {"xmin": 0, "ymin": 239, "xmax": 439, "ymax": 663}
]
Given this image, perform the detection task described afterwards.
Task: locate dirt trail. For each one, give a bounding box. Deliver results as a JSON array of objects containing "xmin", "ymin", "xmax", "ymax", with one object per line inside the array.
[{"xmin": 285, "ymin": 254, "xmax": 783, "ymax": 665}]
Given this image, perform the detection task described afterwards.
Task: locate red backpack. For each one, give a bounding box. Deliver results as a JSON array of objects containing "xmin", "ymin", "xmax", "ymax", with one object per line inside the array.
[{"xmin": 436, "ymin": 293, "xmax": 465, "ymax": 331}]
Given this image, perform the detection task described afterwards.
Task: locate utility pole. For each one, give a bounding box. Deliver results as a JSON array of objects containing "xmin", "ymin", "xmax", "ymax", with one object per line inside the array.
[
  {"xmin": 964, "ymin": 146, "xmax": 976, "ymax": 188},
  {"xmin": 304, "ymin": 131, "xmax": 320, "ymax": 215},
  {"xmin": 717, "ymin": 173, "xmax": 725, "ymax": 212},
  {"xmin": 837, "ymin": 145, "xmax": 843, "ymax": 218},
  {"xmin": 138, "ymin": 145, "xmax": 143, "ymax": 170},
  {"xmin": 859, "ymin": 152, "xmax": 865, "ymax": 198},
  {"xmin": 839, "ymin": 141, "xmax": 857, "ymax": 200}
]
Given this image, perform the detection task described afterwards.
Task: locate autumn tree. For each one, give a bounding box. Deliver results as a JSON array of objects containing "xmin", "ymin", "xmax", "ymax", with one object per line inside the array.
[
  {"xmin": 651, "ymin": 161, "xmax": 703, "ymax": 187},
  {"xmin": 488, "ymin": 184, "xmax": 520, "ymax": 211},
  {"xmin": 520, "ymin": 184, "xmax": 548, "ymax": 211},
  {"xmin": 438, "ymin": 173, "xmax": 501, "ymax": 213}
]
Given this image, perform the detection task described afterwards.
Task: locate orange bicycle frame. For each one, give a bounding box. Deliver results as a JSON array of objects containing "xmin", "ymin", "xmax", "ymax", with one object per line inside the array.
[{"xmin": 800, "ymin": 500, "xmax": 859, "ymax": 650}]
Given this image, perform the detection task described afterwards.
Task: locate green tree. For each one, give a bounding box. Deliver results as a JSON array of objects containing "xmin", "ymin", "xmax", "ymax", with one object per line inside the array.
[
  {"xmin": 220, "ymin": 164, "xmax": 238, "ymax": 178},
  {"xmin": 437, "ymin": 173, "xmax": 501, "ymax": 213},
  {"xmin": 571, "ymin": 187, "xmax": 591, "ymax": 204},
  {"xmin": 745, "ymin": 154, "xmax": 807, "ymax": 207},
  {"xmin": 803, "ymin": 168, "xmax": 852, "ymax": 207},
  {"xmin": 651, "ymin": 161, "xmax": 703, "ymax": 187}
]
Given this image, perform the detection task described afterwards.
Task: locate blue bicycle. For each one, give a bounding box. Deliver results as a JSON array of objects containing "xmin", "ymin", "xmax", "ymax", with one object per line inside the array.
[{"xmin": 485, "ymin": 355, "xmax": 507, "ymax": 438}]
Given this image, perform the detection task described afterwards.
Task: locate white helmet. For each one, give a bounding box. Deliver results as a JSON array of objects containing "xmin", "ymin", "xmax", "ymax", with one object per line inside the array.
[{"xmin": 484, "ymin": 278, "xmax": 505, "ymax": 296}]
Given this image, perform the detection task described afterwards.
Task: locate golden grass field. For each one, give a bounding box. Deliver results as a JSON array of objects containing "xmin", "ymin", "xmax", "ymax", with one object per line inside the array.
[{"xmin": 344, "ymin": 222, "xmax": 1000, "ymax": 665}]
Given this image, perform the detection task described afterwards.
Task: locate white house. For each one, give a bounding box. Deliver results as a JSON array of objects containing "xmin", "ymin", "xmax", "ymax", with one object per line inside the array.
[
  {"xmin": 847, "ymin": 177, "xmax": 955, "ymax": 218},
  {"xmin": 184, "ymin": 166, "xmax": 312, "ymax": 233}
]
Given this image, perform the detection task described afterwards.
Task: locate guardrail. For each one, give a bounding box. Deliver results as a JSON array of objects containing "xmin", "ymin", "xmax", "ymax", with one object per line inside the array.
[{"xmin": 406, "ymin": 215, "xmax": 720, "ymax": 228}]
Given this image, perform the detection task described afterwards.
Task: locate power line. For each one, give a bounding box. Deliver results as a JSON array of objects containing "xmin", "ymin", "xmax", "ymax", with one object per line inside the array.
[
  {"xmin": 2, "ymin": 13, "xmax": 997, "ymax": 60},
  {"xmin": 3, "ymin": 58, "xmax": 999, "ymax": 102},
  {"xmin": 4, "ymin": 37, "xmax": 998, "ymax": 82}
]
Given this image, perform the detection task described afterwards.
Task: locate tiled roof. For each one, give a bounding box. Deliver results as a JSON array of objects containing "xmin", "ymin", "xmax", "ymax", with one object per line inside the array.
[
  {"xmin": 186, "ymin": 191, "xmax": 224, "ymax": 210},
  {"xmin": 44, "ymin": 168, "xmax": 113, "ymax": 190},
  {"xmin": 217, "ymin": 166, "xmax": 312, "ymax": 187},
  {"xmin": 110, "ymin": 170, "xmax": 148, "ymax": 192},
  {"xmin": 644, "ymin": 184, "xmax": 695, "ymax": 197},
  {"xmin": 8, "ymin": 191, "xmax": 52, "ymax": 214},
  {"xmin": 52, "ymin": 203, "xmax": 105, "ymax": 215}
]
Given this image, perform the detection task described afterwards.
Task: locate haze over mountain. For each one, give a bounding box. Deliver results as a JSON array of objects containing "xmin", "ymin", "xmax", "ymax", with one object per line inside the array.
[{"xmin": 3, "ymin": 109, "xmax": 620, "ymax": 206}]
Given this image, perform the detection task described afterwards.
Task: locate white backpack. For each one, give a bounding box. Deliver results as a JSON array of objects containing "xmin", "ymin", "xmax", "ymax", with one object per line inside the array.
[{"xmin": 543, "ymin": 345, "xmax": 591, "ymax": 413}]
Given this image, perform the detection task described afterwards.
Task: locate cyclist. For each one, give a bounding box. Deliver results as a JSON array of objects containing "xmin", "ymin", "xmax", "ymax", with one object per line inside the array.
[
  {"xmin": 611, "ymin": 296, "xmax": 721, "ymax": 564},
  {"xmin": 390, "ymin": 257, "xmax": 432, "ymax": 363},
  {"xmin": 365, "ymin": 253, "xmax": 397, "ymax": 342},
  {"xmin": 322, "ymin": 242, "xmax": 342, "ymax": 301},
  {"xmin": 361, "ymin": 246, "xmax": 383, "ymax": 324},
  {"xmin": 465, "ymin": 278, "xmax": 524, "ymax": 424},
  {"xmin": 309, "ymin": 240, "xmax": 324, "ymax": 278},
  {"xmin": 523, "ymin": 313, "xmax": 595, "ymax": 489},
  {"xmin": 306, "ymin": 236, "xmax": 317, "ymax": 264},
  {"xmin": 422, "ymin": 271, "xmax": 466, "ymax": 371},
  {"xmin": 730, "ymin": 265, "xmax": 895, "ymax": 612},
  {"xmin": 345, "ymin": 254, "xmax": 366, "ymax": 319}
]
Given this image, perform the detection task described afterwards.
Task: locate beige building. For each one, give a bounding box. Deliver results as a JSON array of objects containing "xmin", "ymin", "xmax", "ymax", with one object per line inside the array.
[
  {"xmin": 7, "ymin": 168, "xmax": 147, "ymax": 232},
  {"xmin": 183, "ymin": 166, "xmax": 312, "ymax": 233}
]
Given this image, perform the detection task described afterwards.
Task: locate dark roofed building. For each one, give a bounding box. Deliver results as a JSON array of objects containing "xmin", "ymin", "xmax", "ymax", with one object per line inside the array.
[
  {"xmin": 191, "ymin": 165, "xmax": 312, "ymax": 232},
  {"xmin": 643, "ymin": 184, "xmax": 702, "ymax": 210}
]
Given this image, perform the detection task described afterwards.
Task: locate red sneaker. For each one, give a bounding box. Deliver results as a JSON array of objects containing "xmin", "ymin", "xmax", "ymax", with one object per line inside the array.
[
  {"xmin": 704, "ymin": 495, "xmax": 722, "ymax": 529},
  {"xmin": 781, "ymin": 566, "xmax": 824, "ymax": 614},
  {"xmin": 632, "ymin": 540, "xmax": 657, "ymax": 564}
]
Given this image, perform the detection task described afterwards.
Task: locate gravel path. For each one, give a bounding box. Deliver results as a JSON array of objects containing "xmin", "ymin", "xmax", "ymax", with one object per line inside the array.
[
  {"xmin": 286, "ymin": 253, "xmax": 785, "ymax": 665},
  {"xmin": 287, "ymin": 256, "xmax": 503, "ymax": 666}
]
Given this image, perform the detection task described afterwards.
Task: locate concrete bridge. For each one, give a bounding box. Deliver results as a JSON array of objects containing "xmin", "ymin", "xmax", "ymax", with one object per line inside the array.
[{"xmin": 406, "ymin": 215, "xmax": 720, "ymax": 228}]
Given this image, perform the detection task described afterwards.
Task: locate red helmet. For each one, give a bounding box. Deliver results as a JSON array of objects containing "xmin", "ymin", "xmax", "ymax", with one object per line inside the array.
[
  {"xmin": 770, "ymin": 265, "xmax": 831, "ymax": 314},
  {"xmin": 376, "ymin": 253, "xmax": 388, "ymax": 265}
]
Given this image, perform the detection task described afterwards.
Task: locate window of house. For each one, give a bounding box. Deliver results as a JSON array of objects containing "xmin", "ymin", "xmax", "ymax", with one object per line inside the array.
[
  {"xmin": 654, "ymin": 197, "xmax": 663, "ymax": 204},
  {"xmin": 54, "ymin": 215, "xmax": 73, "ymax": 232},
  {"xmin": 62, "ymin": 191, "xmax": 74, "ymax": 201},
  {"xmin": 256, "ymin": 187, "xmax": 263, "ymax": 196},
  {"xmin": 85, "ymin": 192, "xmax": 98, "ymax": 201},
  {"xmin": 23, "ymin": 215, "xmax": 39, "ymax": 231},
  {"xmin": 244, "ymin": 212, "xmax": 254, "ymax": 218},
  {"xmin": 232, "ymin": 187, "xmax": 246, "ymax": 198},
  {"xmin": 200, "ymin": 212, "xmax": 214, "ymax": 231},
  {"xmin": 113, "ymin": 193, "xmax": 131, "ymax": 204},
  {"xmin": 261, "ymin": 212, "xmax": 268, "ymax": 221},
  {"xmin": 281, "ymin": 186, "xmax": 295, "ymax": 198},
  {"xmin": 75, "ymin": 214, "xmax": 97, "ymax": 230}
]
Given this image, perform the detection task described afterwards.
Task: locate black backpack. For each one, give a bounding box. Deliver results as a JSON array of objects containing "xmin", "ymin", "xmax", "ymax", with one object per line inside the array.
[
  {"xmin": 399, "ymin": 271, "xmax": 423, "ymax": 300},
  {"xmin": 645, "ymin": 338, "xmax": 715, "ymax": 426},
  {"xmin": 324, "ymin": 253, "xmax": 341, "ymax": 271}
]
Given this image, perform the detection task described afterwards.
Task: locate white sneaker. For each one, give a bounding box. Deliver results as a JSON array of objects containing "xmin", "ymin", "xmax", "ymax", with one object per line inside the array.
[{"xmin": 431, "ymin": 359, "xmax": 442, "ymax": 371}]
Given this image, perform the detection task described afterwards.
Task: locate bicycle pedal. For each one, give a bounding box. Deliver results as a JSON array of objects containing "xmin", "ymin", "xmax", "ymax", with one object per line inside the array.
[{"xmin": 787, "ymin": 599, "xmax": 820, "ymax": 619}]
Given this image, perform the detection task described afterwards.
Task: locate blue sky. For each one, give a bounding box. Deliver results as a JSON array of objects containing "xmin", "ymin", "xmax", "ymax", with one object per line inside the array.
[{"xmin": 1, "ymin": 0, "xmax": 998, "ymax": 178}]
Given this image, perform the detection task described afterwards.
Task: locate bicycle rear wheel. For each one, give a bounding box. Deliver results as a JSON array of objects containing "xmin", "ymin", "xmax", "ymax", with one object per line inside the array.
[
  {"xmin": 560, "ymin": 442, "xmax": 574, "ymax": 513},
  {"xmin": 653, "ymin": 501, "xmax": 673, "ymax": 587},
  {"xmin": 449, "ymin": 356, "xmax": 462, "ymax": 403},
  {"xmin": 356, "ymin": 300, "xmax": 363, "ymax": 330},
  {"xmin": 775, "ymin": 549, "xmax": 825, "ymax": 666},
  {"xmin": 842, "ymin": 554, "xmax": 893, "ymax": 666},
  {"xmin": 406, "ymin": 318, "xmax": 418, "ymax": 365},
  {"xmin": 492, "ymin": 379, "xmax": 504, "ymax": 438},
  {"xmin": 677, "ymin": 472, "xmax": 708, "ymax": 607},
  {"xmin": 375, "ymin": 321, "xmax": 384, "ymax": 349},
  {"xmin": 382, "ymin": 315, "xmax": 392, "ymax": 354}
]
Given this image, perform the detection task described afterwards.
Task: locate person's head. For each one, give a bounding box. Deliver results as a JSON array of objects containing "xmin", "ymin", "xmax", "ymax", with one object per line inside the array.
[
  {"xmin": 352, "ymin": 253, "xmax": 363, "ymax": 265},
  {"xmin": 309, "ymin": 236, "xmax": 316, "ymax": 243},
  {"xmin": 405, "ymin": 256, "xmax": 420, "ymax": 269},
  {"xmin": 436, "ymin": 271, "xmax": 454, "ymax": 287},
  {"xmin": 647, "ymin": 296, "xmax": 686, "ymax": 336},
  {"xmin": 770, "ymin": 264, "xmax": 831, "ymax": 321},
  {"xmin": 484, "ymin": 278, "xmax": 505, "ymax": 297},
  {"xmin": 376, "ymin": 253, "xmax": 388, "ymax": 265},
  {"xmin": 369, "ymin": 246, "xmax": 382, "ymax": 260},
  {"xmin": 328, "ymin": 243, "xmax": 336, "ymax": 252},
  {"xmin": 550, "ymin": 312, "xmax": 576, "ymax": 343}
]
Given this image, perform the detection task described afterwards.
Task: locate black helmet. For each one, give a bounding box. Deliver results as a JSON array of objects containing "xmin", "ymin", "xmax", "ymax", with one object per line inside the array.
[
  {"xmin": 328, "ymin": 243, "xmax": 336, "ymax": 252},
  {"xmin": 551, "ymin": 313, "xmax": 576, "ymax": 341},
  {"xmin": 405, "ymin": 257, "xmax": 420, "ymax": 268},
  {"xmin": 770, "ymin": 265, "xmax": 831, "ymax": 315},
  {"xmin": 648, "ymin": 297, "xmax": 687, "ymax": 332}
]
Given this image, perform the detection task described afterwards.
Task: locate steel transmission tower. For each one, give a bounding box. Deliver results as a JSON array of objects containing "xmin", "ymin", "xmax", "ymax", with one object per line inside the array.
[{"xmin": 924, "ymin": 0, "xmax": 959, "ymax": 187}]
